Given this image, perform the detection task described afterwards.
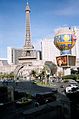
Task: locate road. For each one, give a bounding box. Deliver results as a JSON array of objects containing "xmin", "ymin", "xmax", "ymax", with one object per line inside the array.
[
  {"xmin": 0, "ymin": 80, "xmax": 70, "ymax": 95},
  {"xmin": 0, "ymin": 80, "xmax": 71, "ymax": 119},
  {"xmin": 14, "ymin": 81, "xmax": 53, "ymax": 95}
]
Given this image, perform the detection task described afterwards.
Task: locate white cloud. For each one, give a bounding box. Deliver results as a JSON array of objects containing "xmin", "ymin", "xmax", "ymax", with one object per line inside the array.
[
  {"xmin": 54, "ymin": 7, "xmax": 79, "ymax": 16},
  {"xmin": 45, "ymin": 0, "xmax": 79, "ymax": 17}
]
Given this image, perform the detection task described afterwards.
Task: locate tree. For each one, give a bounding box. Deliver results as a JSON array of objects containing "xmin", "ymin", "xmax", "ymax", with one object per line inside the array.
[
  {"xmin": 38, "ymin": 66, "xmax": 50, "ymax": 84},
  {"xmin": 0, "ymin": 72, "xmax": 15, "ymax": 80},
  {"xmin": 30, "ymin": 70, "xmax": 37, "ymax": 79},
  {"xmin": 44, "ymin": 61, "xmax": 57, "ymax": 76}
]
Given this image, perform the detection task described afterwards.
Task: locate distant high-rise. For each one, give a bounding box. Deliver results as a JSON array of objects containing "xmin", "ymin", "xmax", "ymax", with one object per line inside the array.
[
  {"xmin": 41, "ymin": 38, "xmax": 60, "ymax": 64},
  {"xmin": 71, "ymin": 27, "xmax": 79, "ymax": 58},
  {"xmin": 71, "ymin": 27, "xmax": 79, "ymax": 66},
  {"xmin": 7, "ymin": 47, "xmax": 22, "ymax": 65}
]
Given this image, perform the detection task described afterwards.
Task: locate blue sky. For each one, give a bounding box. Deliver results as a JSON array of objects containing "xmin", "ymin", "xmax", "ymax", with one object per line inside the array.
[{"xmin": 0, "ymin": 0, "xmax": 79, "ymax": 58}]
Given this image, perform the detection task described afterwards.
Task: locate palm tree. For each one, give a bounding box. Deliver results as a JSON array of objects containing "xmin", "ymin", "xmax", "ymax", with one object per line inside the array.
[
  {"xmin": 38, "ymin": 67, "xmax": 49, "ymax": 84},
  {"xmin": 40, "ymin": 70, "xmax": 45, "ymax": 79},
  {"xmin": 30, "ymin": 70, "xmax": 37, "ymax": 80}
]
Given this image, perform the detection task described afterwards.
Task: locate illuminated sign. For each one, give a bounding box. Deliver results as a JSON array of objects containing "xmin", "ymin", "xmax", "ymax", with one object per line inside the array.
[{"xmin": 56, "ymin": 55, "xmax": 76, "ymax": 67}]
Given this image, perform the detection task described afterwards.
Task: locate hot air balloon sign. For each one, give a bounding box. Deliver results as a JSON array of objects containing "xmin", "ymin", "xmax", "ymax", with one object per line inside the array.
[{"xmin": 54, "ymin": 29, "xmax": 76, "ymax": 55}]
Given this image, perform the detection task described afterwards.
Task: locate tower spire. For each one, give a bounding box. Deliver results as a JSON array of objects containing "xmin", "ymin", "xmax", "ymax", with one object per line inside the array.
[
  {"xmin": 24, "ymin": 1, "xmax": 33, "ymax": 49},
  {"xmin": 27, "ymin": 0, "xmax": 28, "ymax": 5}
]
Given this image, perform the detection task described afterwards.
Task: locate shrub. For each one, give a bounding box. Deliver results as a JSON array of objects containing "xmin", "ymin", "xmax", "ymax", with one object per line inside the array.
[{"xmin": 62, "ymin": 74, "xmax": 77, "ymax": 80}]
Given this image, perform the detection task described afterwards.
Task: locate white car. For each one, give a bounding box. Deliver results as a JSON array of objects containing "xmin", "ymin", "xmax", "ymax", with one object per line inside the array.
[{"xmin": 66, "ymin": 84, "xmax": 78, "ymax": 93}]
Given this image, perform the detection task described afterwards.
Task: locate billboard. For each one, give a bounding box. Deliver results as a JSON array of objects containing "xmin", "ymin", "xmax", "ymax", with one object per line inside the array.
[
  {"xmin": 56, "ymin": 55, "xmax": 76, "ymax": 67},
  {"xmin": 68, "ymin": 56, "xmax": 76, "ymax": 66}
]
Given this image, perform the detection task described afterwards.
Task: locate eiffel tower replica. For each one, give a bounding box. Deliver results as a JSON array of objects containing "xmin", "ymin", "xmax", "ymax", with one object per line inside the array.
[{"xmin": 19, "ymin": 2, "xmax": 37, "ymax": 65}]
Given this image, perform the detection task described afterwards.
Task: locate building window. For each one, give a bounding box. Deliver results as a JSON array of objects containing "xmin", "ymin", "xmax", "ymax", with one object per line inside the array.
[{"xmin": 26, "ymin": 51, "xmax": 30, "ymax": 56}]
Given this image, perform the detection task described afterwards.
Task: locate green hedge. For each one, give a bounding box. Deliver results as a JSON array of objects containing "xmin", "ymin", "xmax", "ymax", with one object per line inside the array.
[{"xmin": 62, "ymin": 74, "xmax": 77, "ymax": 80}]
